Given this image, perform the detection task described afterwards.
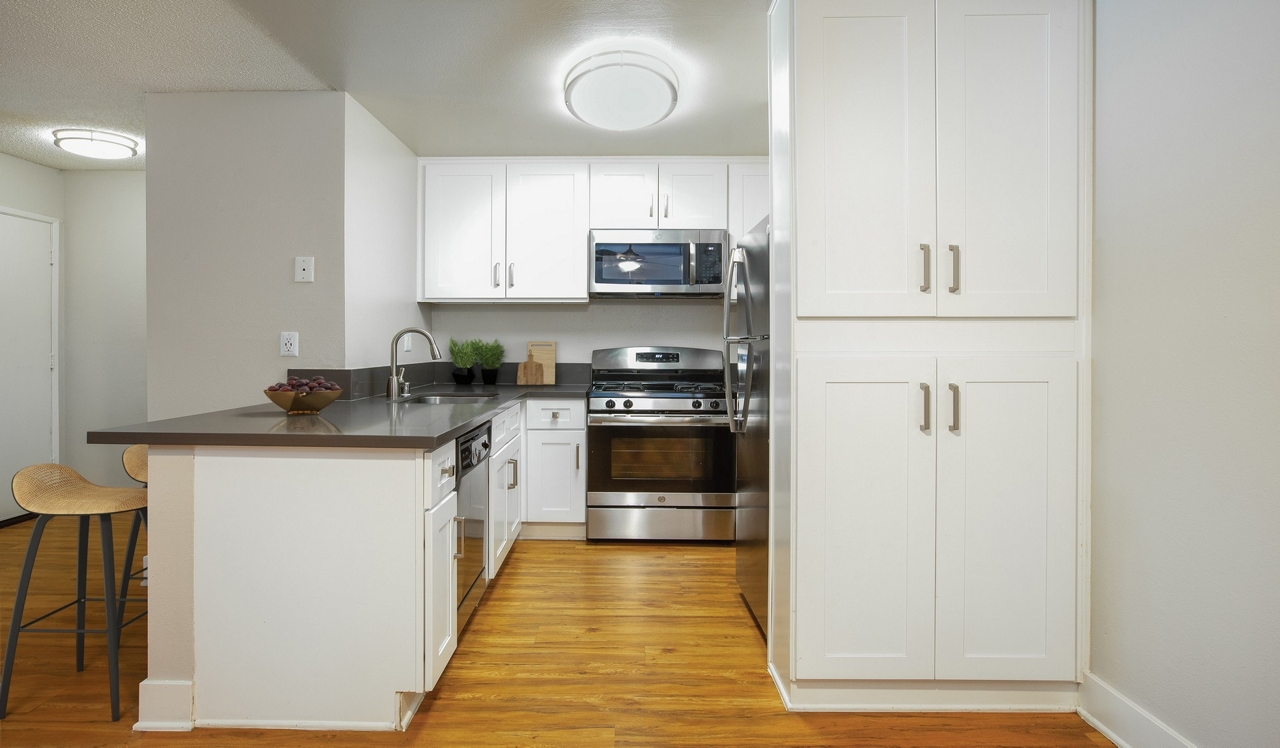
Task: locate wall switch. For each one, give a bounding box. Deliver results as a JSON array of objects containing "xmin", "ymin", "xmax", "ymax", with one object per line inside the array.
[
  {"xmin": 294, "ymin": 257, "xmax": 314, "ymax": 283},
  {"xmin": 280, "ymin": 332, "xmax": 299, "ymax": 357},
  {"xmin": 403, "ymin": 336, "xmax": 412, "ymax": 353}
]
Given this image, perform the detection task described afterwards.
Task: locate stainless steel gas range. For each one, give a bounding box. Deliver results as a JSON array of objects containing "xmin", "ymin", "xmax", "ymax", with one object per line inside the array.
[{"xmin": 585, "ymin": 346, "xmax": 736, "ymax": 541}]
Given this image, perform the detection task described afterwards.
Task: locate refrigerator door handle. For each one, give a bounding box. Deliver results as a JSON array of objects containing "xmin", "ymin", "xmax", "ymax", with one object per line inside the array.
[{"xmin": 724, "ymin": 339, "xmax": 754, "ymax": 434}]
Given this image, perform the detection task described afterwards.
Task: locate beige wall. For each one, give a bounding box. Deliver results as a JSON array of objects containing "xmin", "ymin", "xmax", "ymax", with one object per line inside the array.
[
  {"xmin": 146, "ymin": 92, "xmax": 347, "ymax": 419},
  {"xmin": 1090, "ymin": 1, "xmax": 1280, "ymax": 745}
]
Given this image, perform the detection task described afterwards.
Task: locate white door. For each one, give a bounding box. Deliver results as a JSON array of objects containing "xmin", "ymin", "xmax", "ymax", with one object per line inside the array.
[
  {"xmin": 524, "ymin": 430, "xmax": 585, "ymax": 523},
  {"xmin": 795, "ymin": 356, "xmax": 937, "ymax": 680},
  {"xmin": 0, "ymin": 211, "xmax": 56, "ymax": 521},
  {"xmin": 657, "ymin": 161, "xmax": 728, "ymax": 229},
  {"xmin": 589, "ymin": 162, "xmax": 659, "ymax": 229},
  {"xmin": 728, "ymin": 161, "xmax": 770, "ymax": 246},
  {"xmin": 506, "ymin": 162, "xmax": 590, "ymax": 300},
  {"xmin": 936, "ymin": 0, "xmax": 1079, "ymax": 317},
  {"xmin": 795, "ymin": 0, "xmax": 937, "ymax": 317},
  {"xmin": 421, "ymin": 162, "xmax": 506, "ymax": 300},
  {"xmin": 935, "ymin": 357, "xmax": 1077, "ymax": 680},
  {"xmin": 427, "ymin": 490, "xmax": 458, "ymax": 690}
]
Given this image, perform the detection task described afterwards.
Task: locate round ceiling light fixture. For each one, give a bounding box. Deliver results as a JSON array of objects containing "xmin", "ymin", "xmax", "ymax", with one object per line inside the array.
[
  {"xmin": 52, "ymin": 129, "xmax": 139, "ymax": 159},
  {"xmin": 564, "ymin": 50, "xmax": 679, "ymax": 131}
]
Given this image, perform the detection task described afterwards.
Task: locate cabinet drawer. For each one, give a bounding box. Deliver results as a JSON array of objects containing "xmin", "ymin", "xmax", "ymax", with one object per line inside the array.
[
  {"xmin": 491, "ymin": 403, "xmax": 522, "ymax": 451},
  {"xmin": 525, "ymin": 399, "xmax": 585, "ymax": 430},
  {"xmin": 427, "ymin": 440, "xmax": 457, "ymax": 509}
]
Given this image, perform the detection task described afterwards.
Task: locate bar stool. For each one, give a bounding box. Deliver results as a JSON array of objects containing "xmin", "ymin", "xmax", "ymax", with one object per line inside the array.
[
  {"xmin": 1, "ymin": 464, "xmax": 147, "ymax": 721},
  {"xmin": 118, "ymin": 445, "xmax": 148, "ymax": 631}
]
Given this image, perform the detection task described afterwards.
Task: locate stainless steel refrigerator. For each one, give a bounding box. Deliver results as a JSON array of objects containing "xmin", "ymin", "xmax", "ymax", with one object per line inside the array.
[{"xmin": 726, "ymin": 216, "xmax": 770, "ymax": 635}]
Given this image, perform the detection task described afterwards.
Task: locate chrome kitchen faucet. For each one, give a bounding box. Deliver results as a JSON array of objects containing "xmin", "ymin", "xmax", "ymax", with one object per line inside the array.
[{"xmin": 388, "ymin": 327, "xmax": 443, "ymax": 399}]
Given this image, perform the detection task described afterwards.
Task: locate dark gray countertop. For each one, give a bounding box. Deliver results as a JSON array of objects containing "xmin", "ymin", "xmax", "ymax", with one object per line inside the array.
[{"xmin": 86, "ymin": 384, "xmax": 589, "ymax": 451}]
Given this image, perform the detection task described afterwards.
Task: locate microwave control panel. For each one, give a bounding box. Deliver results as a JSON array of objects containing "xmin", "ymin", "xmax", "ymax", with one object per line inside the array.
[{"xmin": 694, "ymin": 244, "xmax": 723, "ymax": 285}]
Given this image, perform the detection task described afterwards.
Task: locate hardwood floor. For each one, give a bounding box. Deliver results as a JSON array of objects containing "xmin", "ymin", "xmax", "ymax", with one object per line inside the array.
[{"xmin": 0, "ymin": 520, "xmax": 1111, "ymax": 746}]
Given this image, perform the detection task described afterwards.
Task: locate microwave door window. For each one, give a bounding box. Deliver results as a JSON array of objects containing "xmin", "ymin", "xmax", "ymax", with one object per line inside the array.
[{"xmin": 596, "ymin": 243, "xmax": 686, "ymax": 285}]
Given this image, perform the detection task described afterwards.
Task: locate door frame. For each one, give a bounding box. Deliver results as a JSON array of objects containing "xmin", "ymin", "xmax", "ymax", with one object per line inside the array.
[{"xmin": 1, "ymin": 205, "xmax": 60, "ymax": 467}]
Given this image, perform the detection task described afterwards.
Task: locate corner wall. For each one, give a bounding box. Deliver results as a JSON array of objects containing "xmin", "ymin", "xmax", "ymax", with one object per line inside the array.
[{"xmin": 1086, "ymin": 1, "xmax": 1280, "ymax": 745}]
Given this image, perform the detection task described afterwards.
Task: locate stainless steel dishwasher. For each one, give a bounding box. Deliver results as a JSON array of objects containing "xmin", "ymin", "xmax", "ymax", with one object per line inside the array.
[{"xmin": 455, "ymin": 423, "xmax": 490, "ymax": 631}]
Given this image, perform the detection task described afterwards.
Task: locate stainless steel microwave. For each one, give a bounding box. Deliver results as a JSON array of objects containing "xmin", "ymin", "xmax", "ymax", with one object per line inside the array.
[{"xmin": 589, "ymin": 229, "xmax": 728, "ymax": 298}]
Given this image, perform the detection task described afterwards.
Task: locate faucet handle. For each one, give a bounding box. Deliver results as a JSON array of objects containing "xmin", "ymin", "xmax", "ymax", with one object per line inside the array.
[{"xmin": 397, "ymin": 368, "xmax": 410, "ymax": 397}]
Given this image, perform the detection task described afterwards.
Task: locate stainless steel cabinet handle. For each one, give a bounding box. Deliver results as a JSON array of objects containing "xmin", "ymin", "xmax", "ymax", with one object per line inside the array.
[
  {"xmin": 948, "ymin": 245, "xmax": 960, "ymax": 294},
  {"xmin": 649, "ymin": 195, "xmax": 654, "ymax": 218},
  {"xmin": 663, "ymin": 194, "xmax": 670, "ymax": 218},
  {"xmin": 508, "ymin": 263, "xmax": 514, "ymax": 288},
  {"xmin": 920, "ymin": 383, "xmax": 931, "ymax": 432},
  {"xmin": 493, "ymin": 262, "xmax": 501, "ymax": 288},
  {"xmin": 442, "ymin": 462, "xmax": 456, "ymax": 478},
  {"xmin": 920, "ymin": 244, "xmax": 931, "ymax": 293},
  {"xmin": 507, "ymin": 458, "xmax": 518, "ymax": 490},
  {"xmin": 453, "ymin": 516, "xmax": 464, "ymax": 559},
  {"xmin": 948, "ymin": 383, "xmax": 960, "ymax": 433},
  {"xmin": 575, "ymin": 444, "xmax": 581, "ymax": 470},
  {"xmin": 551, "ymin": 410, "xmax": 560, "ymax": 420}
]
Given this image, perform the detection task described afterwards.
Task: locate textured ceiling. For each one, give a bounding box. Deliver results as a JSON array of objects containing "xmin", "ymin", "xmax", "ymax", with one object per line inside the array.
[{"xmin": 0, "ymin": 0, "xmax": 769, "ymax": 171}]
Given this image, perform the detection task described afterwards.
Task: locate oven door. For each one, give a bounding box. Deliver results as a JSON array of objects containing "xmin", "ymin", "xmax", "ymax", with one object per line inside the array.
[{"xmin": 587, "ymin": 419, "xmax": 735, "ymax": 505}]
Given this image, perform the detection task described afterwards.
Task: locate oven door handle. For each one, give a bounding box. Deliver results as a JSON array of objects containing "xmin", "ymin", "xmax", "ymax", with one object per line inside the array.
[{"xmin": 588, "ymin": 414, "xmax": 730, "ymax": 427}]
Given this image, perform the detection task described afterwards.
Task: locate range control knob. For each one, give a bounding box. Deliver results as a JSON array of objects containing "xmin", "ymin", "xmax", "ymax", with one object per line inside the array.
[
  {"xmin": 709, "ymin": 400, "xmax": 721, "ymax": 410},
  {"xmin": 605, "ymin": 399, "xmax": 616, "ymax": 409},
  {"xmin": 691, "ymin": 400, "xmax": 703, "ymax": 409},
  {"xmin": 623, "ymin": 399, "xmax": 634, "ymax": 409}
]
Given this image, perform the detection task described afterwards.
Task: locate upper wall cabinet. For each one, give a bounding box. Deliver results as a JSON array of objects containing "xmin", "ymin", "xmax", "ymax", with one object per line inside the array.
[
  {"xmin": 729, "ymin": 161, "xmax": 771, "ymax": 245},
  {"xmin": 421, "ymin": 162, "xmax": 506, "ymax": 300},
  {"xmin": 590, "ymin": 161, "xmax": 728, "ymax": 230},
  {"xmin": 506, "ymin": 163, "xmax": 590, "ymax": 301},
  {"xmin": 796, "ymin": 0, "xmax": 1080, "ymax": 318}
]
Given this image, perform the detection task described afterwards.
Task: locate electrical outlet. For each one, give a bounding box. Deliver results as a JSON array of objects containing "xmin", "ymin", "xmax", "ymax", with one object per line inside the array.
[
  {"xmin": 280, "ymin": 332, "xmax": 299, "ymax": 356},
  {"xmin": 294, "ymin": 256, "xmax": 314, "ymax": 283}
]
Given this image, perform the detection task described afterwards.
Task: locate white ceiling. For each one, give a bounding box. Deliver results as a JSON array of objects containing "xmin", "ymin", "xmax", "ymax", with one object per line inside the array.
[{"xmin": 0, "ymin": 0, "xmax": 768, "ymax": 171}]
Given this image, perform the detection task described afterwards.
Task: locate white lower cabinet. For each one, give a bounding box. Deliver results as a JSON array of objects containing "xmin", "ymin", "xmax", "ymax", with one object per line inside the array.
[
  {"xmin": 426, "ymin": 490, "xmax": 458, "ymax": 691},
  {"xmin": 796, "ymin": 355, "xmax": 1077, "ymax": 682},
  {"xmin": 488, "ymin": 437, "xmax": 521, "ymax": 576},
  {"xmin": 524, "ymin": 428, "xmax": 586, "ymax": 523}
]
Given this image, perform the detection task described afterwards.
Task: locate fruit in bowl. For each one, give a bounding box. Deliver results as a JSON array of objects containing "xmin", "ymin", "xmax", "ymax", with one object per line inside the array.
[{"xmin": 265, "ymin": 375, "xmax": 342, "ymax": 414}]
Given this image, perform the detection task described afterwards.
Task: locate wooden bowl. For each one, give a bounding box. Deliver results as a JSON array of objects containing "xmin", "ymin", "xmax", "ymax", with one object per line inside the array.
[{"xmin": 264, "ymin": 388, "xmax": 342, "ymax": 415}]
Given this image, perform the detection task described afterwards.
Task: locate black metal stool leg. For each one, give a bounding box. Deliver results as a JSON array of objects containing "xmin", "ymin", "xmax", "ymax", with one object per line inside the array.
[
  {"xmin": 98, "ymin": 514, "xmax": 120, "ymax": 722},
  {"xmin": 76, "ymin": 515, "xmax": 89, "ymax": 672},
  {"xmin": 1, "ymin": 514, "xmax": 52, "ymax": 720},
  {"xmin": 117, "ymin": 510, "xmax": 143, "ymax": 643}
]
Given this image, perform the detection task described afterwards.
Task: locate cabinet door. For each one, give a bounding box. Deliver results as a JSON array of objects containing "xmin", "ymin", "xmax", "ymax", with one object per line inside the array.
[
  {"xmin": 426, "ymin": 490, "xmax": 458, "ymax": 690},
  {"xmin": 728, "ymin": 161, "xmax": 770, "ymax": 245},
  {"xmin": 657, "ymin": 161, "xmax": 728, "ymax": 229},
  {"xmin": 506, "ymin": 162, "xmax": 590, "ymax": 300},
  {"xmin": 936, "ymin": 0, "xmax": 1079, "ymax": 317},
  {"xmin": 421, "ymin": 162, "xmax": 506, "ymax": 300},
  {"xmin": 796, "ymin": 0, "xmax": 937, "ymax": 317},
  {"xmin": 795, "ymin": 356, "xmax": 937, "ymax": 680},
  {"xmin": 525, "ymin": 430, "xmax": 586, "ymax": 523},
  {"xmin": 590, "ymin": 162, "xmax": 658, "ymax": 229},
  {"xmin": 488, "ymin": 441, "xmax": 510, "ymax": 578},
  {"xmin": 935, "ymin": 358, "xmax": 1077, "ymax": 680},
  {"xmin": 504, "ymin": 441, "xmax": 522, "ymax": 556}
]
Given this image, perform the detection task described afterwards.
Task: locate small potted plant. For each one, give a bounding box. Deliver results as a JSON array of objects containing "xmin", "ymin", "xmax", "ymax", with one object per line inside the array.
[
  {"xmin": 477, "ymin": 339, "xmax": 504, "ymax": 385},
  {"xmin": 449, "ymin": 338, "xmax": 479, "ymax": 385}
]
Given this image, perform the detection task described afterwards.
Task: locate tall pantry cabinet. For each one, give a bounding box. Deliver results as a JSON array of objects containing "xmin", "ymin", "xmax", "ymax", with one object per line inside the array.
[{"xmin": 783, "ymin": 0, "xmax": 1090, "ymax": 708}]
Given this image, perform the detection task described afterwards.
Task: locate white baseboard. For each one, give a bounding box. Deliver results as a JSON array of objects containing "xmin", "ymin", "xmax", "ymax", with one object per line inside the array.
[
  {"xmin": 1078, "ymin": 671, "xmax": 1197, "ymax": 748},
  {"xmin": 768, "ymin": 662, "xmax": 794, "ymax": 711},
  {"xmin": 781, "ymin": 678, "xmax": 1078, "ymax": 712},
  {"xmin": 194, "ymin": 718, "xmax": 396, "ymax": 731},
  {"xmin": 517, "ymin": 522, "xmax": 586, "ymax": 540},
  {"xmin": 135, "ymin": 678, "xmax": 194, "ymax": 731}
]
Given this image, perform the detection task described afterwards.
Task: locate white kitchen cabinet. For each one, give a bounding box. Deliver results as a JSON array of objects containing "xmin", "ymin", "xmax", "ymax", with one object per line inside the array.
[
  {"xmin": 795, "ymin": 356, "xmax": 937, "ymax": 679},
  {"xmin": 426, "ymin": 489, "xmax": 458, "ymax": 691},
  {"xmin": 794, "ymin": 355, "xmax": 1077, "ymax": 683},
  {"xmin": 505, "ymin": 162, "xmax": 590, "ymax": 300},
  {"xmin": 590, "ymin": 162, "xmax": 659, "ymax": 229},
  {"xmin": 488, "ymin": 436, "xmax": 521, "ymax": 576},
  {"xmin": 420, "ymin": 161, "xmax": 506, "ymax": 300},
  {"xmin": 728, "ymin": 161, "xmax": 770, "ymax": 245},
  {"xmin": 657, "ymin": 161, "xmax": 728, "ymax": 229},
  {"xmin": 524, "ymin": 428, "xmax": 586, "ymax": 523},
  {"xmin": 795, "ymin": 0, "xmax": 1079, "ymax": 318},
  {"xmin": 934, "ymin": 357, "xmax": 1077, "ymax": 680}
]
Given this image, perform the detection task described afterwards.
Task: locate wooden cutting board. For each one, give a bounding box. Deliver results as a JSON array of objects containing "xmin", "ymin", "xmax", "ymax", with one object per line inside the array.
[
  {"xmin": 516, "ymin": 352, "xmax": 544, "ymax": 385},
  {"xmin": 527, "ymin": 341, "xmax": 556, "ymax": 385}
]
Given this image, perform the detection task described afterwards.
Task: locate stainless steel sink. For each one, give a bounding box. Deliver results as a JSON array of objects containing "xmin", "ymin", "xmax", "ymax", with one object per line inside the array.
[{"xmin": 411, "ymin": 394, "xmax": 499, "ymax": 405}]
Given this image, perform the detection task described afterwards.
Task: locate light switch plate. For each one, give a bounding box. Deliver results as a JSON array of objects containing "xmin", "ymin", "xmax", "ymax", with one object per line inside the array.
[
  {"xmin": 294, "ymin": 256, "xmax": 314, "ymax": 283},
  {"xmin": 280, "ymin": 332, "xmax": 299, "ymax": 356}
]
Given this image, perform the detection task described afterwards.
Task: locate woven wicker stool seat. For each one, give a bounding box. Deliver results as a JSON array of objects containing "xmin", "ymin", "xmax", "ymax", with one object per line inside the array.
[{"xmin": 11, "ymin": 463, "xmax": 146, "ymax": 516}]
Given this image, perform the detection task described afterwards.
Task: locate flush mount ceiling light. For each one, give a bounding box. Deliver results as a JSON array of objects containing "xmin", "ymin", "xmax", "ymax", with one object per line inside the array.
[
  {"xmin": 52, "ymin": 129, "xmax": 139, "ymax": 159},
  {"xmin": 564, "ymin": 51, "xmax": 679, "ymax": 131}
]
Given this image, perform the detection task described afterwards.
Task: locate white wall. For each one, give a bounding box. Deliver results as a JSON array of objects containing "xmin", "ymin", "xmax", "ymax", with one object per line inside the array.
[
  {"xmin": 0, "ymin": 151, "xmax": 63, "ymax": 219},
  {"xmin": 1088, "ymin": 2, "xmax": 1280, "ymax": 746},
  {"xmin": 342, "ymin": 95, "xmax": 431, "ymax": 369},
  {"xmin": 146, "ymin": 92, "xmax": 347, "ymax": 419},
  {"xmin": 429, "ymin": 300, "xmax": 722, "ymax": 364},
  {"xmin": 62, "ymin": 171, "xmax": 147, "ymax": 487}
]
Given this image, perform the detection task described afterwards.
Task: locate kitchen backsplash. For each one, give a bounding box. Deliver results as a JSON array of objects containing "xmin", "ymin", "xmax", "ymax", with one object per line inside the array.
[{"xmin": 289, "ymin": 361, "xmax": 591, "ymax": 401}]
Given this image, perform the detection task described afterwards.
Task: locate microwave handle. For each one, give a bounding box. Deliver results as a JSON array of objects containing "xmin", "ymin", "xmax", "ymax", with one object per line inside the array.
[{"xmin": 688, "ymin": 242, "xmax": 698, "ymax": 288}]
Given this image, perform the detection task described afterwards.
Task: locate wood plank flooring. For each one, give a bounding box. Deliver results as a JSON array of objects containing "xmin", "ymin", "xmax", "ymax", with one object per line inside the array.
[{"xmin": 0, "ymin": 519, "xmax": 1111, "ymax": 746}]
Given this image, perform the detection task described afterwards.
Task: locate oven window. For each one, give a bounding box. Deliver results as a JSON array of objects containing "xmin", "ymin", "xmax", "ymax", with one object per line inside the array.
[
  {"xmin": 595, "ymin": 243, "xmax": 687, "ymax": 285},
  {"xmin": 610, "ymin": 437, "xmax": 713, "ymax": 481}
]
